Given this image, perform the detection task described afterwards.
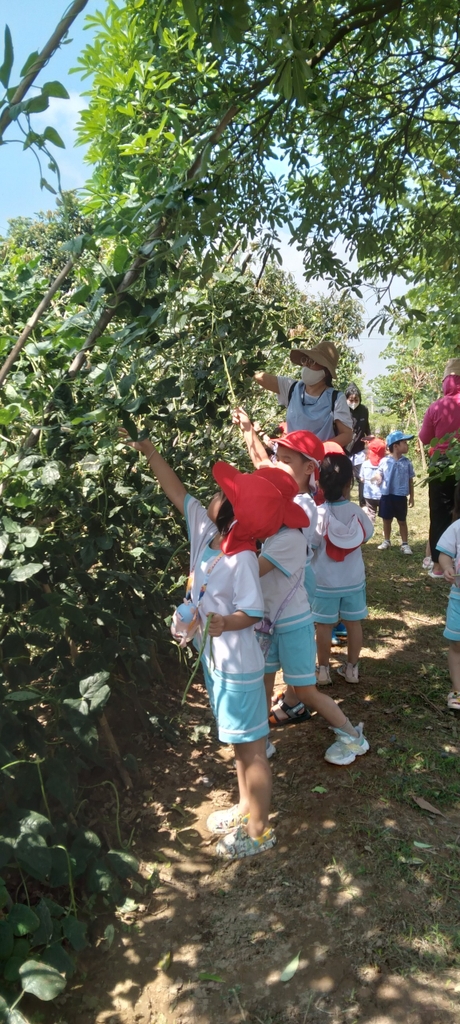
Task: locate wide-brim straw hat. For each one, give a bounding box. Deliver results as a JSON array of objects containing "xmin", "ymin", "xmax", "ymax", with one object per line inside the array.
[
  {"xmin": 443, "ymin": 358, "xmax": 460, "ymax": 379},
  {"xmin": 289, "ymin": 340, "xmax": 339, "ymax": 378}
]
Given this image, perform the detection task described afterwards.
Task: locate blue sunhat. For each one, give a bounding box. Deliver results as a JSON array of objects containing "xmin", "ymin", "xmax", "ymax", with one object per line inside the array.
[{"xmin": 386, "ymin": 430, "xmax": 414, "ymax": 447}]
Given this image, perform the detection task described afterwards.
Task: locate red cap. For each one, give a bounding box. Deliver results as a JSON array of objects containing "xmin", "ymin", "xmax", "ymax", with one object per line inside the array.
[
  {"xmin": 323, "ymin": 441, "xmax": 345, "ymax": 456},
  {"xmin": 272, "ymin": 430, "xmax": 325, "ymax": 465},
  {"xmin": 367, "ymin": 438, "xmax": 386, "ymax": 466},
  {"xmin": 212, "ymin": 462, "xmax": 309, "ymax": 555}
]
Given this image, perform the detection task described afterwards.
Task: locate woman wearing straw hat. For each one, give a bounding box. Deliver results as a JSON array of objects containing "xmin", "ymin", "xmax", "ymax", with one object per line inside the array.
[{"xmin": 254, "ymin": 339, "xmax": 353, "ymax": 450}]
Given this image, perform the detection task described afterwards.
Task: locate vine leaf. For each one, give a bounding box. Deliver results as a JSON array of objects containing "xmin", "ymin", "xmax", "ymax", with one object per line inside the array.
[
  {"xmin": 19, "ymin": 959, "xmax": 66, "ymax": 1000},
  {"xmin": 0, "ymin": 27, "xmax": 13, "ymax": 89}
]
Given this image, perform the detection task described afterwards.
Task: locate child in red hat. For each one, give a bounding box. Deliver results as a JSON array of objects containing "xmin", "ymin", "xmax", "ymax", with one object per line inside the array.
[
  {"xmin": 359, "ymin": 437, "xmax": 386, "ymax": 524},
  {"xmin": 119, "ymin": 429, "xmax": 308, "ymax": 860},
  {"xmin": 232, "ymin": 412, "xmax": 370, "ymax": 764}
]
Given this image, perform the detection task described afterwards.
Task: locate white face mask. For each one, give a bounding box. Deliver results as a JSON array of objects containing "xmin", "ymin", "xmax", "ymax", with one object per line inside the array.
[
  {"xmin": 347, "ymin": 399, "xmax": 359, "ymax": 409},
  {"xmin": 301, "ymin": 366, "xmax": 325, "ymax": 386}
]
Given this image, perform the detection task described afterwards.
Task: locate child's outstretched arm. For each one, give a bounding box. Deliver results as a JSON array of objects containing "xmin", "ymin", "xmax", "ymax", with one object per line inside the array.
[
  {"xmin": 232, "ymin": 406, "xmax": 272, "ymax": 469},
  {"xmin": 409, "ymin": 478, "xmax": 415, "ymax": 507},
  {"xmin": 119, "ymin": 430, "xmax": 186, "ymax": 513},
  {"xmin": 439, "ymin": 552, "xmax": 457, "ymax": 584}
]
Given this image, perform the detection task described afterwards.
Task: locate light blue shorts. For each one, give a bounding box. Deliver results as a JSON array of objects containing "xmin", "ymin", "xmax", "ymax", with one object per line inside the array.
[
  {"xmin": 444, "ymin": 594, "xmax": 460, "ymax": 642},
  {"xmin": 312, "ymin": 585, "xmax": 368, "ymax": 624},
  {"xmin": 265, "ymin": 622, "xmax": 316, "ymax": 687},
  {"xmin": 202, "ymin": 662, "xmax": 268, "ymax": 745}
]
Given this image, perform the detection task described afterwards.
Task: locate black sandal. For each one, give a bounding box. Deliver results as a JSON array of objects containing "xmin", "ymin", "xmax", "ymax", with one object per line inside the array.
[{"xmin": 269, "ymin": 700, "xmax": 312, "ymax": 727}]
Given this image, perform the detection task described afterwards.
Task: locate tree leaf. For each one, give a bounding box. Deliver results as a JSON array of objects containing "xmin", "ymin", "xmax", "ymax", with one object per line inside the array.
[
  {"xmin": 8, "ymin": 905, "xmax": 40, "ymax": 936},
  {"xmin": 42, "ymin": 942, "xmax": 75, "ymax": 979},
  {"xmin": 198, "ymin": 971, "xmax": 224, "ymax": 982},
  {"xmin": 42, "ymin": 80, "xmax": 70, "ymax": 99},
  {"xmin": 61, "ymin": 915, "xmax": 88, "ymax": 952},
  {"xmin": 311, "ymin": 785, "xmax": 328, "ymax": 794},
  {"xmin": 41, "ymin": 462, "xmax": 61, "ymax": 485},
  {"xmin": 43, "ymin": 126, "xmax": 65, "ymax": 149},
  {"xmin": 157, "ymin": 950, "xmax": 171, "ymax": 971},
  {"xmin": 8, "ymin": 563, "xmax": 43, "ymax": 582},
  {"xmin": 280, "ymin": 951, "xmax": 301, "ymax": 982},
  {"xmin": 19, "ymin": 959, "xmax": 66, "ymax": 1000},
  {"xmin": 104, "ymin": 923, "xmax": 115, "ymax": 948},
  {"xmin": 412, "ymin": 796, "xmax": 446, "ymax": 817},
  {"xmin": 30, "ymin": 899, "xmax": 53, "ymax": 947},
  {"xmin": 3, "ymin": 955, "xmax": 24, "ymax": 982},
  {"xmin": 20, "ymin": 50, "xmax": 39, "ymax": 77},
  {"xmin": 106, "ymin": 849, "xmax": 139, "ymax": 879},
  {"xmin": 0, "ymin": 26, "xmax": 13, "ymax": 88},
  {"xmin": 182, "ymin": 0, "xmax": 200, "ymax": 30},
  {"xmin": 0, "ymin": 921, "xmax": 14, "ymax": 960},
  {"xmin": 40, "ymin": 177, "xmax": 57, "ymax": 195},
  {"xmin": 112, "ymin": 244, "xmax": 129, "ymax": 273},
  {"xmin": 25, "ymin": 94, "xmax": 50, "ymax": 114}
]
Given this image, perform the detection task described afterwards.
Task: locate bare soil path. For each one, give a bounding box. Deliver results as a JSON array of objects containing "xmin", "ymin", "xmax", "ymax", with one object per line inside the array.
[{"xmin": 55, "ymin": 485, "xmax": 460, "ymax": 1024}]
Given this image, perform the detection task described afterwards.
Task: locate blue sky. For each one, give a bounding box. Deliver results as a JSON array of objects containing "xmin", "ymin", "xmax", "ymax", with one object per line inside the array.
[
  {"xmin": 0, "ymin": 0, "xmax": 99, "ymax": 232},
  {"xmin": 0, "ymin": 0, "xmax": 392, "ymax": 381}
]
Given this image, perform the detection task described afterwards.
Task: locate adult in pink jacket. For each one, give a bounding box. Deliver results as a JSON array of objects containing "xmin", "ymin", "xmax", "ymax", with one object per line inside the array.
[{"xmin": 419, "ymin": 359, "xmax": 460, "ymax": 577}]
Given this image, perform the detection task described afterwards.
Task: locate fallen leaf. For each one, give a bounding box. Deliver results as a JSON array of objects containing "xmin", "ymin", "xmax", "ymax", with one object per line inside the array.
[
  {"xmin": 157, "ymin": 951, "xmax": 171, "ymax": 972},
  {"xmin": 412, "ymin": 796, "xmax": 446, "ymax": 817},
  {"xmin": 413, "ymin": 841, "xmax": 433, "ymax": 849},
  {"xmin": 198, "ymin": 972, "xmax": 224, "ymax": 983},
  {"xmin": 311, "ymin": 785, "xmax": 328, "ymax": 794},
  {"xmin": 280, "ymin": 951, "xmax": 301, "ymax": 982}
]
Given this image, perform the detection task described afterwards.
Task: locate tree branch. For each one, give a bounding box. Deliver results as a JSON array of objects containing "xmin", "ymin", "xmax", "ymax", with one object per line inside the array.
[
  {"xmin": 0, "ymin": 0, "xmax": 89, "ymax": 141},
  {"xmin": 0, "ymin": 257, "xmax": 75, "ymax": 388}
]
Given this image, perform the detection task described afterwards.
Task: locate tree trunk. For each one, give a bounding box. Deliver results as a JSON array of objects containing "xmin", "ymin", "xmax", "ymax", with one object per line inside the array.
[{"xmin": 411, "ymin": 396, "xmax": 426, "ymax": 471}]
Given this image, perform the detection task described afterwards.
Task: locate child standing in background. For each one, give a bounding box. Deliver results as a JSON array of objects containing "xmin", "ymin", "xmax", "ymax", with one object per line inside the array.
[
  {"xmin": 359, "ymin": 437, "xmax": 386, "ymax": 524},
  {"xmin": 377, "ymin": 430, "xmax": 415, "ymax": 555},
  {"xmin": 435, "ymin": 482, "xmax": 460, "ymax": 711},
  {"xmin": 313, "ymin": 454, "xmax": 373, "ymax": 694},
  {"xmin": 120, "ymin": 429, "xmax": 307, "ymax": 860}
]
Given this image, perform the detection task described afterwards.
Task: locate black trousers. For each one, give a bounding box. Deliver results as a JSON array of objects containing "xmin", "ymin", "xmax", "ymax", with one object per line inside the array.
[{"xmin": 428, "ymin": 473, "xmax": 456, "ymax": 561}]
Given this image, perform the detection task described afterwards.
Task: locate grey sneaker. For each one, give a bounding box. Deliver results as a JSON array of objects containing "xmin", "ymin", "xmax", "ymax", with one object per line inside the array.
[
  {"xmin": 324, "ymin": 722, "xmax": 370, "ymax": 766},
  {"xmin": 337, "ymin": 662, "xmax": 359, "ymax": 683},
  {"xmin": 377, "ymin": 539, "xmax": 391, "ymax": 550},
  {"xmin": 400, "ymin": 543, "xmax": 413, "ymax": 555},
  {"xmin": 215, "ymin": 824, "xmax": 276, "ymax": 860},
  {"xmin": 316, "ymin": 665, "xmax": 332, "ymax": 685}
]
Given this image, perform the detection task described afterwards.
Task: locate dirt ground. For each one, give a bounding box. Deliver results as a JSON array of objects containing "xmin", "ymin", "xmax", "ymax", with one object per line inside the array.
[{"xmin": 52, "ymin": 485, "xmax": 460, "ymax": 1024}]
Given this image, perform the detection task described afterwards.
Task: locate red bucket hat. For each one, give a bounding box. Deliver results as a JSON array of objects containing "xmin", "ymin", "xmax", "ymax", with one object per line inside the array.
[
  {"xmin": 212, "ymin": 462, "xmax": 309, "ymax": 556},
  {"xmin": 272, "ymin": 430, "xmax": 325, "ymax": 466},
  {"xmin": 367, "ymin": 438, "xmax": 386, "ymax": 466},
  {"xmin": 323, "ymin": 440, "xmax": 345, "ymax": 456}
]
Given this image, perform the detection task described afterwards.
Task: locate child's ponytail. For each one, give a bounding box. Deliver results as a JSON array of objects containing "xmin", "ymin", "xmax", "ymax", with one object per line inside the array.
[{"xmin": 320, "ymin": 454, "xmax": 353, "ymax": 503}]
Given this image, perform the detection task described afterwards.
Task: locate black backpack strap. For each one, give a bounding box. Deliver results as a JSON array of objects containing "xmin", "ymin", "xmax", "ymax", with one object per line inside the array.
[
  {"xmin": 287, "ymin": 380, "xmax": 297, "ymax": 405},
  {"xmin": 331, "ymin": 389, "xmax": 339, "ymax": 435}
]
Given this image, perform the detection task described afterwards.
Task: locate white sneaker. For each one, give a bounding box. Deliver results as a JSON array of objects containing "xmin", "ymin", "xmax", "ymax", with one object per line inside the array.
[
  {"xmin": 447, "ymin": 691, "xmax": 460, "ymax": 710},
  {"xmin": 377, "ymin": 539, "xmax": 391, "ymax": 550},
  {"xmin": 206, "ymin": 805, "xmax": 248, "ymax": 834},
  {"xmin": 316, "ymin": 665, "xmax": 332, "ymax": 685},
  {"xmin": 400, "ymin": 543, "xmax": 413, "ymax": 555},
  {"xmin": 324, "ymin": 723, "xmax": 370, "ymax": 765},
  {"xmin": 266, "ymin": 738, "xmax": 276, "ymax": 759},
  {"xmin": 337, "ymin": 662, "xmax": 359, "ymax": 683}
]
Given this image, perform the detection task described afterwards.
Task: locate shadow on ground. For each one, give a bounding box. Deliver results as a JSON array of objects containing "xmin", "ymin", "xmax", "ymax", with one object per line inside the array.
[{"xmin": 57, "ymin": 524, "xmax": 460, "ymax": 1024}]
